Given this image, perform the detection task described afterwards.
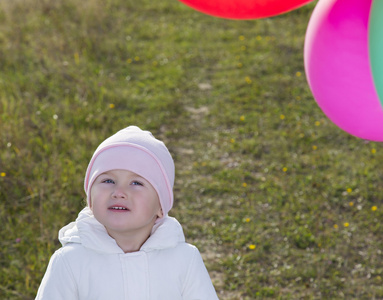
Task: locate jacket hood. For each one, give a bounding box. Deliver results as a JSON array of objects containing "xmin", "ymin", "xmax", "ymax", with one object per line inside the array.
[{"xmin": 59, "ymin": 207, "xmax": 185, "ymax": 254}]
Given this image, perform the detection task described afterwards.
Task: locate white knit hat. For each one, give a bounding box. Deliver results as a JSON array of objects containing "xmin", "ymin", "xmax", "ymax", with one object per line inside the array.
[{"xmin": 84, "ymin": 126, "xmax": 175, "ymax": 217}]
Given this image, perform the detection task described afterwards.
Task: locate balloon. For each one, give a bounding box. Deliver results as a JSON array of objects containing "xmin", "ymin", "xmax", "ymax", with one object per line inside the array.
[
  {"xmin": 304, "ymin": 0, "xmax": 383, "ymax": 141},
  {"xmin": 369, "ymin": 0, "xmax": 383, "ymax": 108},
  {"xmin": 178, "ymin": 0, "xmax": 314, "ymax": 19}
]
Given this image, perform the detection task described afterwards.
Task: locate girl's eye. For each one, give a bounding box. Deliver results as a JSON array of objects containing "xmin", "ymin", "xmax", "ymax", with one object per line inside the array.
[
  {"xmin": 132, "ymin": 181, "xmax": 143, "ymax": 186},
  {"xmin": 103, "ymin": 179, "xmax": 115, "ymax": 184}
]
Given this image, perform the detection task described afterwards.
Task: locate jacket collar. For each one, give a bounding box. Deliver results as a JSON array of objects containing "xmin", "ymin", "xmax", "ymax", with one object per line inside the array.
[{"xmin": 59, "ymin": 207, "xmax": 185, "ymax": 254}]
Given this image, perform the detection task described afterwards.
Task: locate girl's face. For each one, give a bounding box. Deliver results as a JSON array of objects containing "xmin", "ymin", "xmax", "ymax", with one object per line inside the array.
[{"xmin": 90, "ymin": 169, "xmax": 163, "ymax": 239}]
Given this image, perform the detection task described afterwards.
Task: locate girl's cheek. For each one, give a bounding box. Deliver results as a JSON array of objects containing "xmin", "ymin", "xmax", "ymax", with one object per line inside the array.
[{"xmin": 96, "ymin": 184, "xmax": 110, "ymax": 191}]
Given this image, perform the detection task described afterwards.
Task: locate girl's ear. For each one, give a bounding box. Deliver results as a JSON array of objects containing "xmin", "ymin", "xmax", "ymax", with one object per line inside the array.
[
  {"xmin": 88, "ymin": 187, "xmax": 94, "ymax": 209},
  {"xmin": 88, "ymin": 195, "xmax": 93, "ymax": 209},
  {"xmin": 157, "ymin": 208, "xmax": 164, "ymax": 219}
]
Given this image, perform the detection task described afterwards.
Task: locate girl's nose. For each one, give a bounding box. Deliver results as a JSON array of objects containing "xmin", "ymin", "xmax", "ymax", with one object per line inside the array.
[{"xmin": 112, "ymin": 187, "xmax": 127, "ymax": 198}]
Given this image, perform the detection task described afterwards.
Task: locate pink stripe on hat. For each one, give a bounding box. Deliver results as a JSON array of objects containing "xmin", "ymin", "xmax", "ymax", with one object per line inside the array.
[{"xmin": 84, "ymin": 126, "xmax": 175, "ymax": 217}]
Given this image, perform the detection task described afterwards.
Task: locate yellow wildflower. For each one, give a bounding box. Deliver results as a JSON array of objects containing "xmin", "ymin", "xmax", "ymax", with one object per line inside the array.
[
  {"xmin": 344, "ymin": 222, "xmax": 349, "ymax": 228},
  {"xmin": 109, "ymin": 104, "xmax": 115, "ymax": 109},
  {"xmin": 249, "ymin": 244, "xmax": 256, "ymax": 250},
  {"xmin": 349, "ymin": 202, "xmax": 354, "ymax": 207},
  {"xmin": 0, "ymin": 172, "xmax": 6, "ymax": 177},
  {"xmin": 240, "ymin": 115, "xmax": 245, "ymax": 121},
  {"xmin": 371, "ymin": 148, "xmax": 377, "ymax": 154},
  {"xmin": 372, "ymin": 206, "xmax": 378, "ymax": 211},
  {"xmin": 74, "ymin": 52, "xmax": 80, "ymax": 65}
]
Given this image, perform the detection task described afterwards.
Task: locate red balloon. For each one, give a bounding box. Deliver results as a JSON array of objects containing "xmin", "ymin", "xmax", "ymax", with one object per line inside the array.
[{"xmin": 178, "ymin": 0, "xmax": 314, "ymax": 19}]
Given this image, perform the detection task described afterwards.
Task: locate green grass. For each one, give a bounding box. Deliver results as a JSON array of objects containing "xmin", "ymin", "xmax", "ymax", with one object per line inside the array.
[{"xmin": 1, "ymin": 0, "xmax": 383, "ymax": 299}]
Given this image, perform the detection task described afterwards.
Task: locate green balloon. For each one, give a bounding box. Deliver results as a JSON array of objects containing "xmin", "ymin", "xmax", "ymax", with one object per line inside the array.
[{"xmin": 369, "ymin": 0, "xmax": 383, "ymax": 107}]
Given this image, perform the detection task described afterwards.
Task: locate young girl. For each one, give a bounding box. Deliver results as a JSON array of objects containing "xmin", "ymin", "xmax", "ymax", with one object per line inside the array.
[{"xmin": 36, "ymin": 126, "xmax": 219, "ymax": 299}]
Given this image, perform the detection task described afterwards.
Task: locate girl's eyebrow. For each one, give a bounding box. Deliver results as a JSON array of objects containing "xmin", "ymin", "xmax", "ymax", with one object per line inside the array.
[
  {"xmin": 98, "ymin": 171, "xmax": 147, "ymax": 181},
  {"xmin": 99, "ymin": 173, "xmax": 112, "ymax": 177},
  {"xmin": 131, "ymin": 175, "xmax": 146, "ymax": 182},
  {"xmin": 99, "ymin": 170, "xmax": 112, "ymax": 175}
]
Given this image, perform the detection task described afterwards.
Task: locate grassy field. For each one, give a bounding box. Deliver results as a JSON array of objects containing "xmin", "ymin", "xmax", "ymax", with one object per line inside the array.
[{"xmin": 1, "ymin": 0, "xmax": 383, "ymax": 299}]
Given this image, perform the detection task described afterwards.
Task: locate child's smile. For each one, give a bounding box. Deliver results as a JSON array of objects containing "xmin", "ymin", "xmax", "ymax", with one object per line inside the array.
[{"xmin": 109, "ymin": 206, "xmax": 129, "ymax": 211}]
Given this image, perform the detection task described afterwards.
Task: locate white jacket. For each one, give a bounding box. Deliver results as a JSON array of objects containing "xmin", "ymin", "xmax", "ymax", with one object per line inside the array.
[{"xmin": 36, "ymin": 207, "xmax": 219, "ymax": 300}]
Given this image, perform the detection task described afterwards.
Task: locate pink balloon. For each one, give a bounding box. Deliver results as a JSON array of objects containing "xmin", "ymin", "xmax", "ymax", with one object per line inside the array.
[{"xmin": 304, "ymin": 0, "xmax": 383, "ymax": 141}]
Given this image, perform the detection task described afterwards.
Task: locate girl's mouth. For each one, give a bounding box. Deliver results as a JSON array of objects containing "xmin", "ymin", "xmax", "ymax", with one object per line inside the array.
[{"xmin": 109, "ymin": 206, "xmax": 129, "ymax": 211}]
